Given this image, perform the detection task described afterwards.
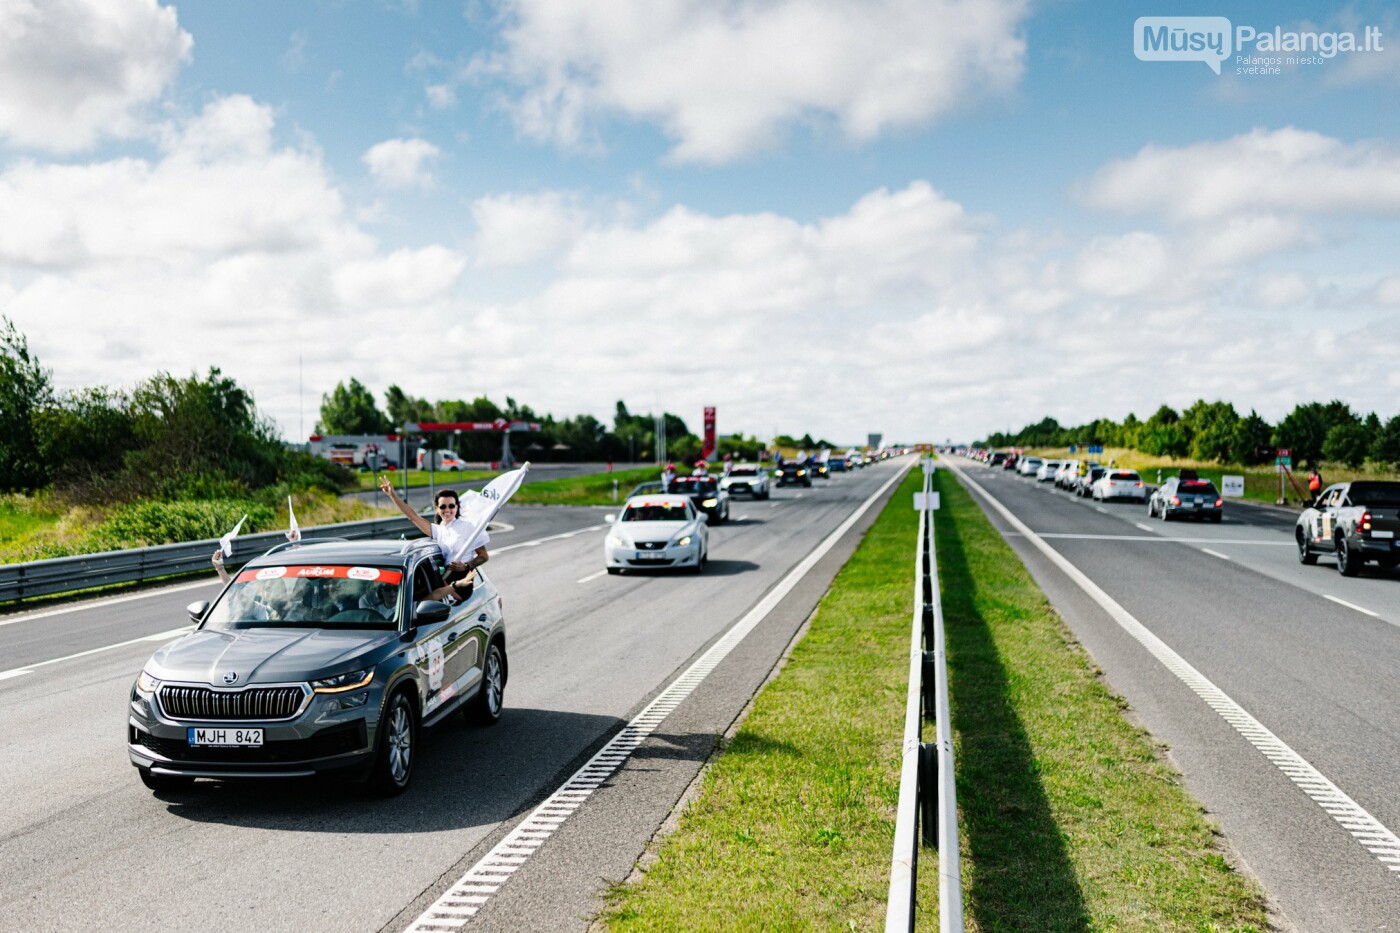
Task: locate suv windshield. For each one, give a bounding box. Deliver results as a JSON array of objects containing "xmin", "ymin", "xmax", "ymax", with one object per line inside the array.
[
  {"xmin": 730, "ymin": 467, "xmax": 757, "ymax": 476},
  {"xmin": 622, "ymin": 503, "xmax": 689, "ymax": 522},
  {"xmin": 205, "ymin": 565, "xmax": 402, "ymax": 630}
]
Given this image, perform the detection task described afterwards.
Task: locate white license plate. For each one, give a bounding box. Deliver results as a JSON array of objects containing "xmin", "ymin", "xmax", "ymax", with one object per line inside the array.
[
  {"xmin": 634, "ymin": 553, "xmax": 666, "ymax": 561},
  {"xmin": 1371, "ymin": 530, "xmax": 1394, "ymax": 539},
  {"xmin": 188, "ymin": 727, "xmax": 263, "ymax": 747}
]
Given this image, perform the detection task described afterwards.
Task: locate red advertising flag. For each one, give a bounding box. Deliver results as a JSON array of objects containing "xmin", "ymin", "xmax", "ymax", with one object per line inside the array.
[{"xmin": 702, "ymin": 407, "xmax": 717, "ymax": 460}]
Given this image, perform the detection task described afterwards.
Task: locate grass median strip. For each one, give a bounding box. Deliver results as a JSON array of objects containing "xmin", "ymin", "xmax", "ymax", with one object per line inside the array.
[{"xmin": 599, "ymin": 467, "xmax": 1270, "ymax": 930}]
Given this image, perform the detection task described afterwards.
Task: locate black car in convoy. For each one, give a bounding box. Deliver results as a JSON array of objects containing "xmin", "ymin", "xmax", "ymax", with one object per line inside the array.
[
  {"xmin": 1148, "ymin": 476, "xmax": 1223, "ymax": 522},
  {"xmin": 1296, "ymin": 481, "xmax": 1400, "ymax": 575},
  {"xmin": 666, "ymin": 475, "xmax": 731, "ymax": 523},
  {"xmin": 776, "ymin": 461, "xmax": 813, "ymax": 488},
  {"xmin": 128, "ymin": 538, "xmax": 508, "ymax": 795}
]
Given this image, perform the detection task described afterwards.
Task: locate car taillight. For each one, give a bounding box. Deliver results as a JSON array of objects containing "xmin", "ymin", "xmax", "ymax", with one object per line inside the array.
[
  {"xmin": 1360, "ymin": 511, "xmax": 1372, "ymax": 532},
  {"xmin": 1170, "ymin": 496, "xmax": 1181, "ymax": 506},
  {"xmin": 1214, "ymin": 498, "xmax": 1223, "ymax": 508},
  {"xmin": 1135, "ymin": 482, "xmax": 1143, "ymax": 487}
]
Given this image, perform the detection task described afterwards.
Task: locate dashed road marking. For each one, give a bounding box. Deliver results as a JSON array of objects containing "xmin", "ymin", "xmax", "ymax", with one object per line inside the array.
[
  {"xmin": 576, "ymin": 570, "xmax": 607, "ymax": 584},
  {"xmin": 1201, "ymin": 548, "xmax": 1231, "ymax": 560},
  {"xmin": 1135, "ymin": 522, "xmax": 1154, "ymax": 532}
]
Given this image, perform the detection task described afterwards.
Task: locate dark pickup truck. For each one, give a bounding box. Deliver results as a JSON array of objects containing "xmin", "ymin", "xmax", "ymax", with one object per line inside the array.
[{"xmin": 1295, "ymin": 481, "xmax": 1400, "ymax": 575}]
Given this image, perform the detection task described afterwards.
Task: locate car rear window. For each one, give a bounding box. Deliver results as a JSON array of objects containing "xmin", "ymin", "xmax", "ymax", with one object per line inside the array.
[
  {"xmin": 1348, "ymin": 483, "xmax": 1400, "ymax": 507},
  {"xmin": 1179, "ymin": 481, "xmax": 1218, "ymax": 495},
  {"xmin": 730, "ymin": 467, "xmax": 757, "ymax": 476},
  {"xmin": 1109, "ymin": 471, "xmax": 1139, "ymax": 480}
]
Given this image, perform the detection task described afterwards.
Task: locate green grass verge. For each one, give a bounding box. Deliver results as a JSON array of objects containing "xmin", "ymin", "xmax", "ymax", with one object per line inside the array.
[
  {"xmin": 599, "ymin": 468, "xmax": 931, "ymax": 929},
  {"xmin": 599, "ymin": 467, "xmax": 1270, "ymax": 930},
  {"xmin": 351, "ymin": 470, "xmax": 495, "ymax": 491},
  {"xmin": 509, "ymin": 466, "xmax": 663, "ymax": 506}
]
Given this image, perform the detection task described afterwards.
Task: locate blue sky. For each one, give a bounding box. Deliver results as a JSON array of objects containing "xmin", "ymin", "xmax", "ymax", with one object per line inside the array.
[{"xmin": 2, "ymin": 0, "xmax": 1398, "ymax": 447}]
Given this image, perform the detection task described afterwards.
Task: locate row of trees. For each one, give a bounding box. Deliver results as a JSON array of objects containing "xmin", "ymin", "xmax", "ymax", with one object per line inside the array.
[
  {"xmin": 981, "ymin": 399, "xmax": 1400, "ymax": 469},
  {"xmin": 318, "ymin": 379, "xmax": 771, "ymax": 465},
  {"xmin": 0, "ymin": 320, "xmax": 342, "ymax": 499}
]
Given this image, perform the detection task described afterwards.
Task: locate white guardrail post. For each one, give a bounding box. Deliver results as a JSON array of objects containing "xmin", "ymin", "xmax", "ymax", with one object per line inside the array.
[{"xmin": 886, "ymin": 461, "xmax": 962, "ymax": 931}]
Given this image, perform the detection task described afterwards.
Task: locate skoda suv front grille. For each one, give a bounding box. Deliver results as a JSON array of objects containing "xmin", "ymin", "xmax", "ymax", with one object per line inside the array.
[{"xmin": 158, "ymin": 684, "xmax": 309, "ymax": 722}]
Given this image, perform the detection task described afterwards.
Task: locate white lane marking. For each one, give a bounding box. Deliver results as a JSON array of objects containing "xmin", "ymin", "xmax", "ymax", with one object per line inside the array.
[
  {"xmin": 769, "ymin": 503, "xmax": 779, "ymax": 508},
  {"xmin": 1095, "ymin": 507, "xmax": 1109, "ymax": 514},
  {"xmin": 1201, "ymin": 548, "xmax": 1231, "ymax": 561},
  {"xmin": 141, "ymin": 626, "xmax": 196, "ymax": 641},
  {"xmin": 737, "ymin": 514, "xmax": 749, "ymax": 522},
  {"xmin": 493, "ymin": 524, "xmax": 607, "ymax": 553},
  {"xmin": 576, "ymin": 570, "xmax": 607, "ymax": 584},
  {"xmin": 488, "ymin": 522, "xmax": 516, "ymax": 533},
  {"xmin": 1135, "ymin": 522, "xmax": 1154, "ymax": 532},
  {"xmin": 1038, "ymin": 534, "xmax": 1289, "ymax": 545},
  {"xmin": 0, "ymin": 578, "xmax": 219, "ymax": 628},
  {"xmin": 401, "ymin": 463, "xmax": 913, "ymax": 931},
  {"xmin": 0, "ymin": 625, "xmax": 197, "ymax": 680},
  {"xmin": 948, "ymin": 461, "xmax": 1400, "ymax": 876},
  {"xmin": 1324, "ymin": 595, "xmax": 1380, "ymax": 618}
]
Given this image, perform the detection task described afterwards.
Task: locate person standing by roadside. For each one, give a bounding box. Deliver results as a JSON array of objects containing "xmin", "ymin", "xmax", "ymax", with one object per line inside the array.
[{"xmin": 1308, "ymin": 468, "xmax": 1323, "ymax": 501}]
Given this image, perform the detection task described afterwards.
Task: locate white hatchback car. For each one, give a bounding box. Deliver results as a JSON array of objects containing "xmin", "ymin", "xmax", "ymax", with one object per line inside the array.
[
  {"xmin": 1092, "ymin": 469, "xmax": 1148, "ymax": 502},
  {"xmin": 604, "ymin": 494, "xmax": 709, "ymax": 574}
]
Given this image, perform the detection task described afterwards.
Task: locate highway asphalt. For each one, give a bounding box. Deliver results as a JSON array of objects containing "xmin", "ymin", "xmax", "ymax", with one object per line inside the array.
[
  {"xmin": 945, "ymin": 458, "xmax": 1400, "ymax": 932},
  {"xmin": 0, "ymin": 460, "xmax": 908, "ymax": 932}
]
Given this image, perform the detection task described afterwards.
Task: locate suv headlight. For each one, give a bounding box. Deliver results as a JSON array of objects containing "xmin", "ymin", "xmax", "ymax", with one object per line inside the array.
[
  {"xmin": 673, "ymin": 535, "xmax": 692, "ymax": 547},
  {"xmin": 609, "ymin": 534, "xmax": 628, "ymax": 547},
  {"xmin": 312, "ymin": 668, "xmax": 374, "ymax": 694},
  {"xmin": 702, "ymin": 498, "xmax": 718, "ymax": 508},
  {"xmin": 136, "ymin": 670, "xmax": 160, "ymax": 694}
]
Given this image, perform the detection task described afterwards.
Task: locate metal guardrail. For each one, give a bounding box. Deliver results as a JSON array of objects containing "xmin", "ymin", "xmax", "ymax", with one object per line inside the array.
[
  {"xmin": 0, "ymin": 515, "xmax": 424, "ymax": 603},
  {"xmin": 886, "ymin": 465, "xmax": 962, "ymax": 931}
]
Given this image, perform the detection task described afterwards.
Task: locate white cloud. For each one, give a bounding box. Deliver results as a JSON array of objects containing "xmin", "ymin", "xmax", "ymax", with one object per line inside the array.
[
  {"xmin": 362, "ymin": 137, "xmax": 442, "ymax": 189},
  {"xmin": 0, "ymin": 0, "xmax": 192, "ymax": 152},
  {"xmin": 479, "ymin": 0, "xmax": 1028, "ymax": 162},
  {"xmin": 1084, "ymin": 127, "xmax": 1400, "ymax": 223},
  {"xmin": 470, "ymin": 191, "xmax": 590, "ymax": 265}
]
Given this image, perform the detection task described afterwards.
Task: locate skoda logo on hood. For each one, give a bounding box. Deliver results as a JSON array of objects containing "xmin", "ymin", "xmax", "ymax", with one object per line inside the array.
[{"xmin": 223, "ymin": 671, "xmax": 239, "ymax": 685}]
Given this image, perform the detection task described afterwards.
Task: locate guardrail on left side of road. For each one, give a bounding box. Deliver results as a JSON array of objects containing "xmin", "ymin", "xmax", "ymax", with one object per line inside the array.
[{"xmin": 0, "ymin": 515, "xmax": 423, "ymax": 603}]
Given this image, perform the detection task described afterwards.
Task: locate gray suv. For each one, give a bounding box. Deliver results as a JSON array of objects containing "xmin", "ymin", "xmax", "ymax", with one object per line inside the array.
[{"xmin": 128, "ymin": 538, "xmax": 507, "ymax": 795}]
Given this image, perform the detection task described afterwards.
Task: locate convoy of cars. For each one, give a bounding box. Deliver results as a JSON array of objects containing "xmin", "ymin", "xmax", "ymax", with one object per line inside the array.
[
  {"xmin": 129, "ymin": 538, "xmax": 507, "ymax": 795},
  {"xmin": 129, "ymin": 451, "xmax": 891, "ymax": 795}
]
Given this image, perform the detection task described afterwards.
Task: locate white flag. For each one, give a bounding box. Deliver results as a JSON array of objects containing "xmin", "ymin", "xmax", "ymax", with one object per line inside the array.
[
  {"xmin": 219, "ymin": 514, "xmax": 248, "ymax": 558},
  {"xmin": 817, "ymin": 448, "xmax": 831, "ymax": 464},
  {"xmin": 286, "ymin": 496, "xmax": 301, "ymax": 542},
  {"xmin": 456, "ymin": 462, "xmax": 531, "ymax": 547}
]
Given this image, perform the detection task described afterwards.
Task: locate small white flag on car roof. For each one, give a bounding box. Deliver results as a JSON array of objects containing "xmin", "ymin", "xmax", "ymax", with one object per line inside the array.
[
  {"xmin": 286, "ymin": 496, "xmax": 301, "ymax": 542},
  {"xmin": 454, "ymin": 462, "xmax": 531, "ymax": 548},
  {"xmin": 219, "ymin": 514, "xmax": 248, "ymax": 558}
]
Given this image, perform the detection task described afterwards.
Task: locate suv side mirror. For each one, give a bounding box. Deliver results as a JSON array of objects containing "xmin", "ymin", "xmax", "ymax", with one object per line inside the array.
[
  {"xmin": 186, "ymin": 600, "xmax": 210, "ymax": 623},
  {"xmin": 414, "ymin": 600, "xmax": 450, "ymax": 624}
]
